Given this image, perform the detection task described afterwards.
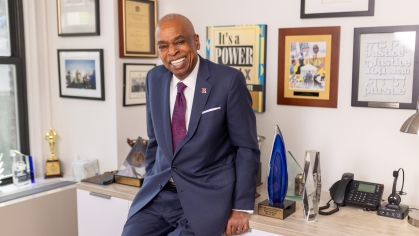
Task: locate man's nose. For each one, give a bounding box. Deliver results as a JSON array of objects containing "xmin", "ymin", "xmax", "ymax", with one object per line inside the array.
[{"xmin": 167, "ymin": 43, "xmax": 178, "ymax": 55}]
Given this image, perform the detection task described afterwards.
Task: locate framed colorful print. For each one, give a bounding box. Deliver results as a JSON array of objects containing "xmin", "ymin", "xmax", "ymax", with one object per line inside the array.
[
  {"xmin": 206, "ymin": 24, "xmax": 267, "ymax": 113},
  {"xmin": 123, "ymin": 63, "xmax": 155, "ymax": 106},
  {"xmin": 277, "ymin": 26, "xmax": 340, "ymax": 108},
  {"xmin": 351, "ymin": 25, "xmax": 419, "ymax": 109},
  {"xmin": 301, "ymin": 0, "xmax": 374, "ymax": 19},
  {"xmin": 58, "ymin": 49, "xmax": 105, "ymax": 100},
  {"xmin": 118, "ymin": 0, "xmax": 157, "ymax": 58},
  {"xmin": 57, "ymin": 0, "xmax": 100, "ymax": 36}
]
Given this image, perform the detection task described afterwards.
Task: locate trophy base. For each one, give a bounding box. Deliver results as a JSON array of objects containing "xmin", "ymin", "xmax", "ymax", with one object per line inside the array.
[
  {"xmin": 45, "ymin": 159, "xmax": 63, "ymax": 179},
  {"xmin": 45, "ymin": 173, "xmax": 63, "ymax": 178},
  {"xmin": 258, "ymin": 199, "xmax": 296, "ymax": 220}
]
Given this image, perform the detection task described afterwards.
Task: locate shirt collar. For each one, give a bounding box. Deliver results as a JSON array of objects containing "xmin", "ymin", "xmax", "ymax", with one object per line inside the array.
[{"xmin": 172, "ymin": 56, "xmax": 200, "ymax": 91}]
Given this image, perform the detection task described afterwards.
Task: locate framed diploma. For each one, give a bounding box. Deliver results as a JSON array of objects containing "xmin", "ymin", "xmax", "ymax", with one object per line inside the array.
[
  {"xmin": 57, "ymin": 0, "xmax": 100, "ymax": 36},
  {"xmin": 301, "ymin": 0, "xmax": 375, "ymax": 19},
  {"xmin": 123, "ymin": 63, "xmax": 155, "ymax": 106},
  {"xmin": 351, "ymin": 25, "xmax": 419, "ymax": 109},
  {"xmin": 277, "ymin": 26, "xmax": 341, "ymax": 108},
  {"xmin": 118, "ymin": 0, "xmax": 157, "ymax": 58}
]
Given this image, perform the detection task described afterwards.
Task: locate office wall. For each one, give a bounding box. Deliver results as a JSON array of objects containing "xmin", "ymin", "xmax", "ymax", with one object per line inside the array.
[{"xmin": 24, "ymin": 0, "xmax": 419, "ymax": 206}]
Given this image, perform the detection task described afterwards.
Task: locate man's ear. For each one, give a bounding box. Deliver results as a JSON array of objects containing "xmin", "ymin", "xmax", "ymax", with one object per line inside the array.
[{"xmin": 194, "ymin": 34, "xmax": 200, "ymax": 50}]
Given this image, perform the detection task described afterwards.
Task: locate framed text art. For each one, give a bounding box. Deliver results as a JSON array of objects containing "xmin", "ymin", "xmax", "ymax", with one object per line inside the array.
[
  {"xmin": 123, "ymin": 63, "xmax": 155, "ymax": 106},
  {"xmin": 301, "ymin": 0, "xmax": 375, "ymax": 19},
  {"xmin": 277, "ymin": 26, "xmax": 340, "ymax": 108},
  {"xmin": 118, "ymin": 0, "xmax": 157, "ymax": 58},
  {"xmin": 58, "ymin": 49, "xmax": 105, "ymax": 100},
  {"xmin": 57, "ymin": 0, "xmax": 100, "ymax": 36},
  {"xmin": 351, "ymin": 25, "xmax": 419, "ymax": 109},
  {"xmin": 206, "ymin": 24, "xmax": 267, "ymax": 113}
]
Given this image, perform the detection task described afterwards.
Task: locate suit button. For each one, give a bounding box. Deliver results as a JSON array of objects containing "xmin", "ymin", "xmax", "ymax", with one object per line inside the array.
[
  {"xmin": 159, "ymin": 184, "xmax": 162, "ymax": 189},
  {"xmin": 171, "ymin": 166, "xmax": 177, "ymax": 170}
]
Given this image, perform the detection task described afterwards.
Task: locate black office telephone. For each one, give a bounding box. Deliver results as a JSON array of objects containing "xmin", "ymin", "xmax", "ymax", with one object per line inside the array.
[{"xmin": 319, "ymin": 173, "xmax": 384, "ymax": 215}]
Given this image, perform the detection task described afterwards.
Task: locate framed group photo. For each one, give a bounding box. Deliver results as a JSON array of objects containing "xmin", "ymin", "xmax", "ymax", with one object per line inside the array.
[
  {"xmin": 58, "ymin": 49, "xmax": 105, "ymax": 100},
  {"xmin": 277, "ymin": 26, "xmax": 340, "ymax": 108},
  {"xmin": 301, "ymin": 0, "xmax": 375, "ymax": 19},
  {"xmin": 118, "ymin": 0, "xmax": 157, "ymax": 58},
  {"xmin": 123, "ymin": 63, "xmax": 155, "ymax": 106},
  {"xmin": 351, "ymin": 25, "xmax": 419, "ymax": 109},
  {"xmin": 57, "ymin": 0, "xmax": 100, "ymax": 36}
]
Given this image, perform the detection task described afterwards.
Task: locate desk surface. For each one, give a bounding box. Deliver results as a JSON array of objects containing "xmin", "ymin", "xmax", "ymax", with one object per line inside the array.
[{"xmin": 76, "ymin": 182, "xmax": 419, "ymax": 235}]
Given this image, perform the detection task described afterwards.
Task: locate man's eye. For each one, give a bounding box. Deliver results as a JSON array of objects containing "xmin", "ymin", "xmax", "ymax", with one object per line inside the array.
[
  {"xmin": 175, "ymin": 40, "xmax": 185, "ymax": 45},
  {"xmin": 158, "ymin": 45, "xmax": 167, "ymax": 50}
]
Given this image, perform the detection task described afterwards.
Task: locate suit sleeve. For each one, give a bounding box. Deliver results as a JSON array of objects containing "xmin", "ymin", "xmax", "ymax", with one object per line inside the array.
[
  {"xmin": 226, "ymin": 70, "xmax": 260, "ymax": 210},
  {"xmin": 145, "ymin": 73, "xmax": 157, "ymax": 176}
]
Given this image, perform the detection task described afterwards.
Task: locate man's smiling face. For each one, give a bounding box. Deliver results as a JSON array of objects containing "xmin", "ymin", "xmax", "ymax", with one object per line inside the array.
[{"xmin": 155, "ymin": 17, "xmax": 200, "ymax": 80}]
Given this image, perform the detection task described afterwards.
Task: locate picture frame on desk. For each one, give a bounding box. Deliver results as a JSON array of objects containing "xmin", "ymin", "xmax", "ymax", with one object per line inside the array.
[
  {"xmin": 57, "ymin": 49, "xmax": 105, "ymax": 100},
  {"xmin": 123, "ymin": 63, "xmax": 155, "ymax": 106},
  {"xmin": 57, "ymin": 0, "xmax": 100, "ymax": 36},
  {"xmin": 351, "ymin": 25, "xmax": 419, "ymax": 109},
  {"xmin": 118, "ymin": 0, "xmax": 157, "ymax": 58},
  {"xmin": 300, "ymin": 0, "xmax": 375, "ymax": 19},
  {"xmin": 277, "ymin": 26, "xmax": 340, "ymax": 108}
]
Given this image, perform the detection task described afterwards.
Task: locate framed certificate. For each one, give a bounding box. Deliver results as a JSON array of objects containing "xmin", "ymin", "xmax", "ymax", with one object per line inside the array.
[
  {"xmin": 118, "ymin": 0, "xmax": 157, "ymax": 58},
  {"xmin": 351, "ymin": 25, "xmax": 419, "ymax": 109},
  {"xmin": 277, "ymin": 26, "xmax": 341, "ymax": 108},
  {"xmin": 57, "ymin": 0, "xmax": 100, "ymax": 36}
]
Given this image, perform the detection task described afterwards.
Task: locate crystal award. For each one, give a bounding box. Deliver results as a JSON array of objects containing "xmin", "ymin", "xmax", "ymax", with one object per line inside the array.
[{"xmin": 302, "ymin": 150, "xmax": 321, "ymax": 222}]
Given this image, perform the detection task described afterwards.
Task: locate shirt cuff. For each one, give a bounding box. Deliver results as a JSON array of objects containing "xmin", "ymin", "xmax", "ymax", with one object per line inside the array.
[{"xmin": 233, "ymin": 209, "xmax": 254, "ymax": 214}]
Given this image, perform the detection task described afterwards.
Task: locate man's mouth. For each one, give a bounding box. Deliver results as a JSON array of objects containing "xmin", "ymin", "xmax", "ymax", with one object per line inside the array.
[{"xmin": 171, "ymin": 57, "xmax": 186, "ymax": 66}]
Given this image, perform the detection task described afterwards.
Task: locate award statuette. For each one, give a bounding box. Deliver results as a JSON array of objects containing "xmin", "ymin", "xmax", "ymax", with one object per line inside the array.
[
  {"xmin": 44, "ymin": 127, "xmax": 63, "ymax": 178},
  {"xmin": 258, "ymin": 125, "xmax": 296, "ymax": 220}
]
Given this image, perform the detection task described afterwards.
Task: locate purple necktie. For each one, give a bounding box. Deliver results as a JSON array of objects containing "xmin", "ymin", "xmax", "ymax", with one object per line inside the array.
[{"xmin": 172, "ymin": 82, "xmax": 187, "ymax": 151}]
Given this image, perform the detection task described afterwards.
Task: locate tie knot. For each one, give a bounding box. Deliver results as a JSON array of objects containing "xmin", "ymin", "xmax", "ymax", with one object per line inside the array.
[{"xmin": 177, "ymin": 82, "xmax": 187, "ymax": 93}]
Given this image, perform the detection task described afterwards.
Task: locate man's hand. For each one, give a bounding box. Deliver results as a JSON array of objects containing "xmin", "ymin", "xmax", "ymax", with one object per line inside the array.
[{"xmin": 223, "ymin": 210, "xmax": 249, "ymax": 235}]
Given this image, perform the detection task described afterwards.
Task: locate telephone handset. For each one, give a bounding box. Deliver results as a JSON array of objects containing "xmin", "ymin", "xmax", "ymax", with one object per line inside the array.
[{"xmin": 319, "ymin": 172, "xmax": 384, "ymax": 215}]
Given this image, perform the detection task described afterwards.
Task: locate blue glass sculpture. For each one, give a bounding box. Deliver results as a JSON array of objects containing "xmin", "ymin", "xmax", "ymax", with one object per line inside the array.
[{"xmin": 266, "ymin": 125, "xmax": 288, "ymax": 204}]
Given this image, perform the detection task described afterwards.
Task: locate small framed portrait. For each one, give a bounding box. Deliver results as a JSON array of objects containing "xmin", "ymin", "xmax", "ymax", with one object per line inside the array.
[
  {"xmin": 58, "ymin": 49, "xmax": 105, "ymax": 100},
  {"xmin": 123, "ymin": 63, "xmax": 155, "ymax": 106}
]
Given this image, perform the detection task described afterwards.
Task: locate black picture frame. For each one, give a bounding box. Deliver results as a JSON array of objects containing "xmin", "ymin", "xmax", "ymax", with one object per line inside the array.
[
  {"xmin": 58, "ymin": 49, "xmax": 105, "ymax": 100},
  {"xmin": 57, "ymin": 0, "xmax": 100, "ymax": 36},
  {"xmin": 351, "ymin": 25, "xmax": 419, "ymax": 109},
  {"xmin": 123, "ymin": 63, "xmax": 155, "ymax": 106},
  {"xmin": 301, "ymin": 0, "xmax": 374, "ymax": 19}
]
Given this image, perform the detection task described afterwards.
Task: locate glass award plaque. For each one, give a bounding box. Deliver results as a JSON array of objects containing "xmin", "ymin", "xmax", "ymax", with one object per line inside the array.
[
  {"xmin": 302, "ymin": 150, "xmax": 321, "ymax": 222},
  {"xmin": 286, "ymin": 151, "xmax": 304, "ymax": 200}
]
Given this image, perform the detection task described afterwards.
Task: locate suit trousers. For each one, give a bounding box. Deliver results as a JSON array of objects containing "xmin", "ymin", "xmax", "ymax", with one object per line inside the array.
[{"xmin": 122, "ymin": 187, "xmax": 196, "ymax": 236}]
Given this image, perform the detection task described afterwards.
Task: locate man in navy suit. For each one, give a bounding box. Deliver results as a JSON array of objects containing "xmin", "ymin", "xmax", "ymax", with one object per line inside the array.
[{"xmin": 122, "ymin": 13, "xmax": 260, "ymax": 236}]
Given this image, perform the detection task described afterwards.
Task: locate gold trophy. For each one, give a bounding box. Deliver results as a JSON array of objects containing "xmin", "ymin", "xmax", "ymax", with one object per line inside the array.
[{"xmin": 44, "ymin": 127, "xmax": 63, "ymax": 178}]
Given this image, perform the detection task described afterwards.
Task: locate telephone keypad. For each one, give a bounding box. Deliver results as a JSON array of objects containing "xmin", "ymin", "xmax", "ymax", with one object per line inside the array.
[{"xmin": 345, "ymin": 181, "xmax": 384, "ymax": 210}]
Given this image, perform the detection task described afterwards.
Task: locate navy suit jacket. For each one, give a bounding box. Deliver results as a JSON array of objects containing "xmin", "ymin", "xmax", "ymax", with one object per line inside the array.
[{"xmin": 127, "ymin": 56, "xmax": 260, "ymax": 236}]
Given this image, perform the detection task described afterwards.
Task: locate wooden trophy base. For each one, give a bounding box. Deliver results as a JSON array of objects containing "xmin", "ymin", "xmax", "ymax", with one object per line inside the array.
[{"xmin": 45, "ymin": 159, "xmax": 63, "ymax": 178}]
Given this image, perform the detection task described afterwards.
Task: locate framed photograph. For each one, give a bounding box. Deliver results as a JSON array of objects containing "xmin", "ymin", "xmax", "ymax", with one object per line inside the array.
[
  {"xmin": 58, "ymin": 49, "xmax": 105, "ymax": 100},
  {"xmin": 57, "ymin": 0, "xmax": 100, "ymax": 36},
  {"xmin": 0, "ymin": 0, "xmax": 11, "ymax": 56},
  {"xmin": 207, "ymin": 24, "xmax": 267, "ymax": 113},
  {"xmin": 351, "ymin": 25, "xmax": 419, "ymax": 109},
  {"xmin": 301, "ymin": 0, "xmax": 375, "ymax": 19},
  {"xmin": 123, "ymin": 63, "xmax": 155, "ymax": 106},
  {"xmin": 277, "ymin": 26, "xmax": 340, "ymax": 108},
  {"xmin": 118, "ymin": 0, "xmax": 157, "ymax": 58}
]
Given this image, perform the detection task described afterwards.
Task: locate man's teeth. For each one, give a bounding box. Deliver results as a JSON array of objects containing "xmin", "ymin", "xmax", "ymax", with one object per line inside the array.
[{"xmin": 171, "ymin": 57, "xmax": 185, "ymax": 65}]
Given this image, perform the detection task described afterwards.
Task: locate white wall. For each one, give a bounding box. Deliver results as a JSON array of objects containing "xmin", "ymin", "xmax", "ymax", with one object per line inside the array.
[{"xmin": 25, "ymin": 0, "xmax": 419, "ymax": 206}]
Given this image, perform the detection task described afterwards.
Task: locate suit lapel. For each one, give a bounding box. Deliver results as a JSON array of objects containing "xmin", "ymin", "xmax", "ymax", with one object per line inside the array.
[
  {"xmin": 174, "ymin": 57, "xmax": 212, "ymax": 157},
  {"xmin": 160, "ymin": 70, "xmax": 174, "ymax": 158}
]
